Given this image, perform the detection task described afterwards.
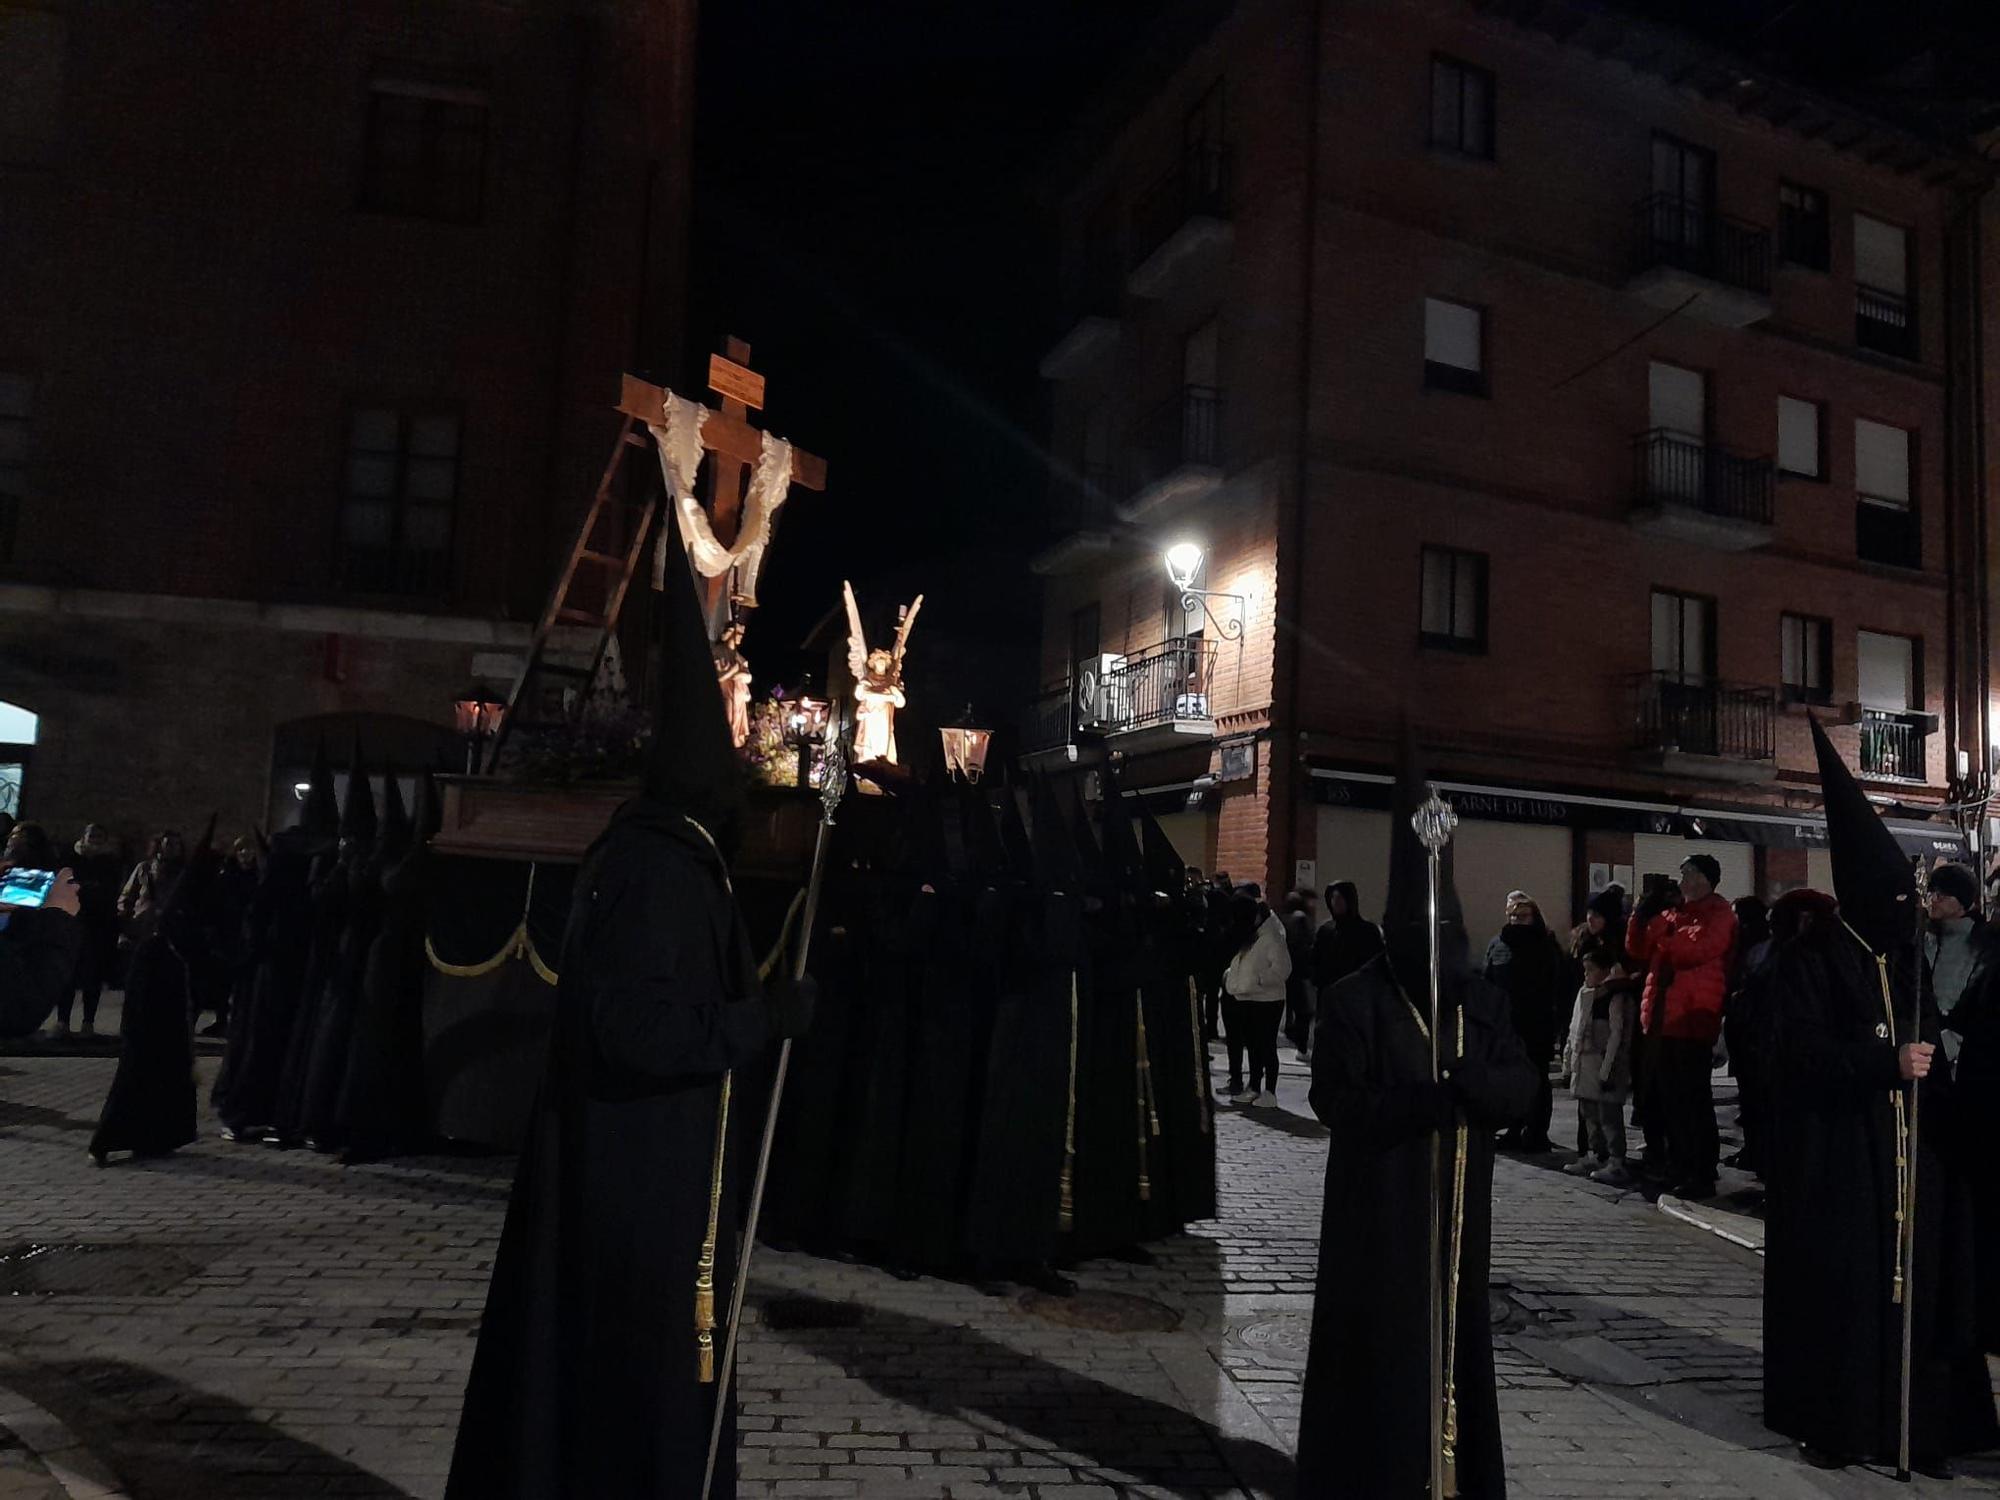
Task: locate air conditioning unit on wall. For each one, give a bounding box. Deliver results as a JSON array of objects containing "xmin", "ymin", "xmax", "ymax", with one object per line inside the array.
[{"xmin": 1074, "ymin": 653, "xmax": 1129, "ymax": 729}]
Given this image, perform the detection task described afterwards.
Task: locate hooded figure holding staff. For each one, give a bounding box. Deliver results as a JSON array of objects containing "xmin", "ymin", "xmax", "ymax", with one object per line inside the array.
[
  {"xmin": 1296, "ymin": 739, "xmax": 1536, "ymax": 1498},
  {"xmin": 445, "ymin": 504, "xmax": 816, "ymax": 1500},
  {"xmin": 1760, "ymin": 720, "xmax": 1997, "ymax": 1478}
]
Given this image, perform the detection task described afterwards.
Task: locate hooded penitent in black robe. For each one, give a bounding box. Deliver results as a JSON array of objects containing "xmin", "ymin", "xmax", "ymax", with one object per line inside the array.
[
  {"xmin": 1135, "ymin": 800, "xmax": 1215, "ymax": 1229},
  {"xmin": 337, "ymin": 774, "xmax": 437, "ymax": 1163},
  {"xmin": 214, "ymin": 746, "xmax": 338, "ymax": 1130},
  {"xmin": 446, "ymin": 503, "xmax": 806, "ymax": 1499},
  {"xmin": 1297, "ymin": 745, "xmax": 1537, "ymax": 1499},
  {"xmin": 1762, "ymin": 721, "xmax": 1999, "ymax": 1465},
  {"xmin": 90, "ymin": 824, "xmax": 216, "ymax": 1162}
]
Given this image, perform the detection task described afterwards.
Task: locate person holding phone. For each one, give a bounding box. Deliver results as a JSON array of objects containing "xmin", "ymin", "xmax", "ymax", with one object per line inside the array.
[{"xmin": 0, "ymin": 865, "xmax": 83, "ymax": 1039}]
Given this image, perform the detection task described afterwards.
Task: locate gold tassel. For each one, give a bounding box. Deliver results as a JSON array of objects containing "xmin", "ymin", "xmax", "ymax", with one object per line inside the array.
[
  {"xmin": 1135, "ymin": 994, "xmax": 1158, "ymax": 1203},
  {"xmin": 1059, "ymin": 972, "xmax": 1079, "ymax": 1232},
  {"xmin": 695, "ymin": 1072, "xmax": 733, "ymax": 1381},
  {"xmin": 1859, "ymin": 938, "xmax": 1910, "ymax": 1307},
  {"xmin": 1188, "ymin": 979, "xmax": 1211, "ymax": 1135}
]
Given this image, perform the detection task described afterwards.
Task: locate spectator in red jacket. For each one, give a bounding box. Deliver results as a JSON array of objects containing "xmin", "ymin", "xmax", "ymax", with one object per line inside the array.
[{"xmin": 1626, "ymin": 854, "xmax": 1737, "ymax": 1199}]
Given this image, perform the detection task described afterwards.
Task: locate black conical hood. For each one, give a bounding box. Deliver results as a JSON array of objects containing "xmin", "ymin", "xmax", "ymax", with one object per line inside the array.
[
  {"xmin": 1138, "ymin": 803, "xmax": 1185, "ymax": 896},
  {"xmin": 1812, "ymin": 716, "xmax": 1917, "ymax": 953},
  {"xmin": 1064, "ymin": 778, "xmax": 1108, "ymax": 889},
  {"xmin": 159, "ymin": 814, "xmax": 220, "ymax": 932},
  {"xmin": 339, "ymin": 737, "xmax": 377, "ymax": 843},
  {"xmin": 378, "ymin": 767, "xmax": 412, "ymax": 859},
  {"xmin": 962, "ymin": 785, "xmax": 1007, "ymax": 880},
  {"xmin": 997, "ymin": 785, "xmax": 1034, "ymax": 878},
  {"xmin": 1098, "ymin": 772, "xmax": 1148, "ymax": 898},
  {"xmin": 1027, "ymin": 775, "xmax": 1080, "ymax": 888},
  {"xmin": 298, "ymin": 739, "xmax": 339, "ymax": 840},
  {"xmin": 1382, "ymin": 731, "xmax": 1471, "ymax": 991},
  {"xmin": 643, "ymin": 498, "xmax": 744, "ymax": 847}
]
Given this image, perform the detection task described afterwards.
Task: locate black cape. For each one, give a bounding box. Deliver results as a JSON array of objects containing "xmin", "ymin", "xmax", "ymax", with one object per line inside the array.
[
  {"xmin": 335, "ymin": 842, "xmax": 432, "ymax": 1162},
  {"xmin": 444, "ymin": 799, "xmax": 775, "ymax": 1498},
  {"xmin": 1297, "ymin": 956, "xmax": 1537, "ymax": 1498},
  {"xmin": 1763, "ymin": 921, "xmax": 1999, "ymax": 1461},
  {"xmin": 213, "ymin": 835, "xmax": 319, "ymax": 1131},
  {"xmin": 90, "ymin": 929, "xmax": 197, "ymax": 1159}
]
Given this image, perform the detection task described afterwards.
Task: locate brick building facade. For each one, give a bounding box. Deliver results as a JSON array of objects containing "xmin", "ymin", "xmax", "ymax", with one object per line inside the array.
[
  {"xmin": 1029, "ymin": 0, "xmax": 1997, "ymax": 924},
  {"xmin": 0, "ymin": 0, "xmax": 696, "ymax": 841}
]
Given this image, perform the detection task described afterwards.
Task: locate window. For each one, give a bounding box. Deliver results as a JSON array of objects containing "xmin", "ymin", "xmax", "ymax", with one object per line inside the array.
[
  {"xmin": 1419, "ymin": 546, "xmax": 1487, "ymax": 651},
  {"xmin": 1778, "ymin": 182, "xmax": 1829, "ymax": 270},
  {"xmin": 1429, "ymin": 56, "xmax": 1494, "ymax": 159},
  {"xmin": 1855, "ymin": 418, "xmax": 1911, "ymax": 507},
  {"xmin": 359, "ymin": 81, "xmax": 488, "ymax": 223},
  {"xmin": 1184, "ymin": 82, "xmax": 1227, "ymax": 194},
  {"xmin": 1780, "ymin": 614, "xmax": 1832, "ymax": 705},
  {"xmin": 0, "ymin": 699, "xmax": 35, "ymax": 818},
  {"xmin": 1857, "ymin": 630, "xmax": 1917, "ymax": 711},
  {"xmin": 1423, "ymin": 298, "xmax": 1486, "ymax": 395},
  {"xmin": 1854, "ymin": 213, "xmax": 1915, "ymax": 358},
  {"xmin": 0, "ymin": 372, "xmax": 28, "ymax": 563},
  {"xmin": 340, "ymin": 406, "xmax": 459, "ymax": 596},
  {"xmin": 1651, "ymin": 589, "xmax": 1715, "ymax": 680},
  {"xmin": 1649, "ymin": 133, "xmax": 1714, "ymax": 257},
  {"xmin": 1069, "ymin": 602, "xmax": 1101, "ymax": 669},
  {"xmin": 1777, "ymin": 396, "xmax": 1823, "ymax": 479}
]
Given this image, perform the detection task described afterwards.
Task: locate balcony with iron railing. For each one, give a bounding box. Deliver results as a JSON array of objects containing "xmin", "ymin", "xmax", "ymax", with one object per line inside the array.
[
  {"xmin": 1856, "ymin": 284, "xmax": 1916, "ymax": 360},
  {"xmin": 1127, "ymin": 146, "xmax": 1232, "ymax": 299},
  {"xmin": 1630, "ymin": 672, "xmax": 1776, "ymax": 780},
  {"xmin": 1119, "ymin": 385, "xmax": 1223, "ymax": 521},
  {"xmin": 1860, "ymin": 708, "xmax": 1927, "ymax": 782},
  {"xmin": 1627, "ymin": 195, "xmax": 1773, "ymax": 327},
  {"xmin": 1040, "ymin": 240, "xmax": 1127, "ymax": 380},
  {"xmin": 1023, "ymin": 636, "xmax": 1221, "ymax": 757},
  {"xmin": 1628, "ymin": 428, "xmax": 1774, "ymax": 550}
]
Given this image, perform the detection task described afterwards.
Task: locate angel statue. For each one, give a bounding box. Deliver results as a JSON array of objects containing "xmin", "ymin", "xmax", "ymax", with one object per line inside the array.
[{"xmin": 843, "ymin": 580, "xmax": 922, "ymax": 770}]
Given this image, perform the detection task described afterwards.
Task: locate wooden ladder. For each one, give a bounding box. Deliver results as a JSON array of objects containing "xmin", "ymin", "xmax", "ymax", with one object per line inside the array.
[{"xmin": 483, "ymin": 416, "xmax": 657, "ymax": 772}]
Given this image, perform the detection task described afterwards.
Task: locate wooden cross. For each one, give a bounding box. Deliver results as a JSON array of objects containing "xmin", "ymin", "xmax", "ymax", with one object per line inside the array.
[{"xmin": 618, "ymin": 336, "xmax": 828, "ymax": 630}]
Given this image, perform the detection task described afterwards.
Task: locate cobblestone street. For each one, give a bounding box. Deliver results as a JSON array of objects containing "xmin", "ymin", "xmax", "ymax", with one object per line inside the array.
[{"xmin": 2, "ymin": 1042, "xmax": 1996, "ymax": 1499}]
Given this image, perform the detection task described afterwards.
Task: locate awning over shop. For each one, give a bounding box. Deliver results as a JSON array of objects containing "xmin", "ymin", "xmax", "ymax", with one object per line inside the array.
[{"xmin": 1306, "ymin": 768, "xmax": 1968, "ymax": 861}]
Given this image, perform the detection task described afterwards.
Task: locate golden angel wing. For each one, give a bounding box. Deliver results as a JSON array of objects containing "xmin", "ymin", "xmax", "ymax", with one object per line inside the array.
[
  {"xmin": 893, "ymin": 593, "xmax": 924, "ymax": 669},
  {"xmin": 842, "ymin": 580, "xmax": 869, "ymax": 681}
]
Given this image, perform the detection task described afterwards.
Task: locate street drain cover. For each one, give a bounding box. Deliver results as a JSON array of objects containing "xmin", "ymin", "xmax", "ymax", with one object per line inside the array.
[
  {"xmin": 762, "ymin": 1297, "xmax": 867, "ymax": 1331},
  {"xmin": 0, "ymin": 1243, "xmax": 204, "ymax": 1297},
  {"xmin": 1236, "ymin": 1313, "xmax": 1312, "ymax": 1366},
  {"xmin": 1017, "ymin": 1289, "xmax": 1181, "ymax": 1333}
]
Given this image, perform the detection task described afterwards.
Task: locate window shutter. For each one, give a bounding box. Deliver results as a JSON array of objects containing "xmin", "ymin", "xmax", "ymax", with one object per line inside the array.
[
  {"xmin": 1854, "ymin": 419, "xmax": 1910, "ymax": 505},
  {"xmin": 1854, "ymin": 215, "xmax": 1907, "ymax": 293},
  {"xmin": 1777, "ymin": 397, "xmax": 1819, "ymax": 477},
  {"xmin": 1424, "ymin": 299, "xmax": 1481, "ymax": 372},
  {"xmin": 1857, "ymin": 631, "xmax": 1914, "ymax": 710}
]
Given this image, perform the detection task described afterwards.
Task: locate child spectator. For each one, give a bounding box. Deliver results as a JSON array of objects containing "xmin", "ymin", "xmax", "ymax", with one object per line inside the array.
[{"xmin": 1562, "ymin": 938, "xmax": 1641, "ymax": 1187}]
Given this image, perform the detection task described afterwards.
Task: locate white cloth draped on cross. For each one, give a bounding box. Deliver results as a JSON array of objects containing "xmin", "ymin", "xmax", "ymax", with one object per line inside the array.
[{"xmin": 646, "ymin": 391, "xmax": 796, "ymax": 605}]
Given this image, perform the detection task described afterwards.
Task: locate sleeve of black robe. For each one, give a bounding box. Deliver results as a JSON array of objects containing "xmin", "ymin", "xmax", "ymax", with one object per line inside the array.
[
  {"xmin": 1308, "ymin": 978, "xmax": 1450, "ymax": 1145},
  {"xmin": 580, "ymin": 847, "xmax": 772, "ymax": 1082},
  {"xmin": 1773, "ymin": 946, "xmax": 1903, "ymax": 1100}
]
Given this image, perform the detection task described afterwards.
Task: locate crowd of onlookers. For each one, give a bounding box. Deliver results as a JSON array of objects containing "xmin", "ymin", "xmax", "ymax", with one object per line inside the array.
[
  {"xmin": 1186, "ymin": 849, "xmax": 1993, "ymax": 1205},
  {"xmin": 0, "ymin": 813, "xmax": 259, "ymax": 1041}
]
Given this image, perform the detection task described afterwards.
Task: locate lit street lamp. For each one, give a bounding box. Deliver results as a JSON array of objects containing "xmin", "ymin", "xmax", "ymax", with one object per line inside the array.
[
  {"xmin": 939, "ymin": 704, "xmax": 993, "ymax": 784},
  {"xmin": 454, "ymin": 688, "xmax": 507, "ymax": 774},
  {"xmin": 1162, "ymin": 539, "xmax": 1246, "ymax": 641}
]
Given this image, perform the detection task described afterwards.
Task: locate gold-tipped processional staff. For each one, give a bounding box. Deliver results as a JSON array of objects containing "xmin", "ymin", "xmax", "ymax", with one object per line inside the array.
[
  {"xmin": 1412, "ymin": 785, "xmax": 1465, "ymax": 1500},
  {"xmin": 700, "ymin": 717, "xmax": 851, "ymax": 1500},
  {"xmin": 1894, "ymin": 859, "xmax": 1927, "ymax": 1483}
]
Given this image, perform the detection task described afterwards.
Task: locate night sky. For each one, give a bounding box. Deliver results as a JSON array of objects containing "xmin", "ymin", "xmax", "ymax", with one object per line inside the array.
[{"xmin": 689, "ymin": 0, "xmax": 1163, "ymax": 714}]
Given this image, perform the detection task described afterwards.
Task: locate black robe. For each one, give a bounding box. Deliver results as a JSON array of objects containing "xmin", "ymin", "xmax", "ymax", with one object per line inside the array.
[
  {"xmin": 1763, "ymin": 925, "xmax": 1999, "ymax": 1461},
  {"xmin": 90, "ymin": 931, "xmax": 197, "ymax": 1160},
  {"xmin": 445, "ymin": 801, "xmax": 775, "ymax": 1499},
  {"xmin": 335, "ymin": 848, "xmax": 431, "ymax": 1162},
  {"xmin": 1138, "ymin": 896, "xmax": 1215, "ymax": 1231},
  {"xmin": 1297, "ymin": 957, "xmax": 1538, "ymax": 1498},
  {"xmin": 213, "ymin": 839, "xmax": 316, "ymax": 1131},
  {"xmin": 270, "ymin": 861, "xmax": 352, "ymax": 1140},
  {"xmin": 1070, "ymin": 897, "xmax": 1146, "ymax": 1259},
  {"xmin": 295, "ymin": 859, "xmax": 387, "ymax": 1149}
]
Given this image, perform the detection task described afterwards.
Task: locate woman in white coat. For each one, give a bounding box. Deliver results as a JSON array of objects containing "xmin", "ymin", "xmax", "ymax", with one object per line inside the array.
[{"xmin": 1224, "ymin": 889, "xmax": 1293, "ymax": 1105}]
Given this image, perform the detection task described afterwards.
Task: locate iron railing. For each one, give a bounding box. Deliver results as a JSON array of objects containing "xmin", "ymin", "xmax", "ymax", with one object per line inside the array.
[
  {"xmin": 1132, "ymin": 385, "xmax": 1222, "ymax": 492},
  {"xmin": 337, "ymin": 544, "xmax": 454, "ymax": 600},
  {"xmin": 1860, "ymin": 709, "xmax": 1926, "ymax": 781},
  {"xmin": 1856, "ymin": 284, "xmax": 1916, "ymax": 359},
  {"xmin": 1133, "ymin": 145, "xmax": 1231, "ymax": 264},
  {"xmin": 1026, "ymin": 637, "xmax": 1220, "ymax": 750},
  {"xmin": 1107, "ymin": 636, "xmax": 1218, "ymax": 734},
  {"xmin": 1856, "ymin": 499, "xmax": 1921, "ymax": 570},
  {"xmin": 1633, "ymin": 195, "xmax": 1771, "ymax": 295},
  {"xmin": 1632, "ymin": 429, "xmax": 1774, "ymax": 526},
  {"xmin": 1632, "ymin": 672, "xmax": 1775, "ymax": 762}
]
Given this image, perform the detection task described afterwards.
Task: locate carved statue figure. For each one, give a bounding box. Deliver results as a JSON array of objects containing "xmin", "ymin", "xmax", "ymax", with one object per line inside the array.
[
  {"xmin": 842, "ymin": 581, "xmax": 922, "ymax": 768},
  {"xmin": 713, "ymin": 619, "xmax": 752, "ymax": 750}
]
